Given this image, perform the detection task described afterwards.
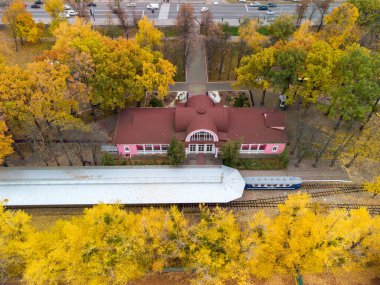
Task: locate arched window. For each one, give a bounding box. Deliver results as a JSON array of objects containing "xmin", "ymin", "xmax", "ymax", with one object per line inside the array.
[{"xmin": 188, "ymin": 131, "xmax": 217, "ymax": 142}]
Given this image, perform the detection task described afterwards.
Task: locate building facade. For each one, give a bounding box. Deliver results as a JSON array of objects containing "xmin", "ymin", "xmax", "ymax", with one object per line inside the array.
[{"xmin": 114, "ymin": 94, "xmax": 288, "ymax": 157}]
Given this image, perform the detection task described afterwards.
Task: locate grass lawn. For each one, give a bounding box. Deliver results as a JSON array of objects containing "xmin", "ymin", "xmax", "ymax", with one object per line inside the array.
[
  {"xmin": 208, "ymin": 42, "xmax": 240, "ymax": 81},
  {"xmin": 160, "ymin": 26, "xmax": 178, "ymax": 37},
  {"xmin": 161, "ymin": 39, "xmax": 186, "ymax": 82},
  {"xmin": 0, "ymin": 28, "xmax": 54, "ymax": 67}
]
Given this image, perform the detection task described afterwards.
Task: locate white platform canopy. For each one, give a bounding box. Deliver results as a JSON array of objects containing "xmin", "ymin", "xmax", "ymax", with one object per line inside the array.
[{"xmin": 0, "ymin": 166, "xmax": 245, "ymax": 206}]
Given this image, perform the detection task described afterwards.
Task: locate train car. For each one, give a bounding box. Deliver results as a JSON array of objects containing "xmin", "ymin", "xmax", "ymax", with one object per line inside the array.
[{"xmin": 244, "ymin": 176, "xmax": 302, "ymax": 190}]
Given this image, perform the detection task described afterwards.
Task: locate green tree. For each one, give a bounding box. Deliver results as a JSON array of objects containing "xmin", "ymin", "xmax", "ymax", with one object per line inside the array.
[
  {"xmin": 327, "ymin": 44, "xmax": 380, "ymax": 128},
  {"xmin": 268, "ymin": 14, "xmax": 297, "ymax": 41},
  {"xmin": 167, "ymin": 137, "xmax": 186, "ymax": 165},
  {"xmin": 220, "ymin": 140, "xmax": 241, "ymax": 167},
  {"xmin": 234, "ymin": 46, "xmax": 275, "ymax": 105},
  {"xmin": 269, "ymin": 41, "xmax": 306, "ymax": 94}
]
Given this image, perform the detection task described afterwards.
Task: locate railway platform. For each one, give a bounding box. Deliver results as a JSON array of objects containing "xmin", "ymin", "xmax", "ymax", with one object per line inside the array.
[{"xmin": 239, "ymin": 159, "xmax": 351, "ymax": 182}]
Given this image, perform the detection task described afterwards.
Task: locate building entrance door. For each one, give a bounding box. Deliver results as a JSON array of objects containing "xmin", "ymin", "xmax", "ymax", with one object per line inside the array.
[{"xmin": 189, "ymin": 144, "xmax": 215, "ymax": 154}]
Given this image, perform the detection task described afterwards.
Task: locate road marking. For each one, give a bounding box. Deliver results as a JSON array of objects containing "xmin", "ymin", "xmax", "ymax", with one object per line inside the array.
[
  {"xmin": 245, "ymin": 4, "xmax": 248, "ymax": 12},
  {"xmin": 158, "ymin": 3, "xmax": 170, "ymax": 19}
]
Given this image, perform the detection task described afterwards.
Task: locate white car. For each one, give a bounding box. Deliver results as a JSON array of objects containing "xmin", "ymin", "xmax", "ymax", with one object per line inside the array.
[
  {"xmin": 266, "ymin": 10, "xmax": 275, "ymax": 15},
  {"xmin": 249, "ymin": 1, "xmax": 260, "ymax": 6},
  {"xmin": 63, "ymin": 4, "xmax": 71, "ymax": 10},
  {"xmin": 213, "ymin": 0, "xmax": 218, "ymax": 4},
  {"xmin": 59, "ymin": 12, "xmax": 70, "ymax": 18},
  {"xmin": 67, "ymin": 9, "xmax": 78, "ymax": 16},
  {"xmin": 126, "ymin": 2, "xmax": 136, "ymax": 7},
  {"xmin": 238, "ymin": 0, "xmax": 247, "ymax": 2},
  {"xmin": 200, "ymin": 6, "xmax": 209, "ymax": 12}
]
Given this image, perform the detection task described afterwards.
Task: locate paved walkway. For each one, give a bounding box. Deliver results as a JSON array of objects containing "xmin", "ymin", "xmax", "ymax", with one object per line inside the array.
[{"xmin": 185, "ymin": 23, "xmax": 208, "ymax": 95}]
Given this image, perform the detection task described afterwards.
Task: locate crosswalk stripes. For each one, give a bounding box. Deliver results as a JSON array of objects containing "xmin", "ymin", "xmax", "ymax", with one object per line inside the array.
[{"xmin": 158, "ymin": 3, "xmax": 170, "ymax": 19}]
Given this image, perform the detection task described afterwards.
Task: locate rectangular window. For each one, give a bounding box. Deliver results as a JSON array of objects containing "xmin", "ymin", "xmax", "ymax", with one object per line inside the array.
[
  {"xmin": 259, "ymin": 144, "xmax": 267, "ymax": 150},
  {"xmin": 250, "ymin": 144, "xmax": 258, "ymax": 150},
  {"xmin": 153, "ymin": 145, "xmax": 160, "ymax": 150},
  {"xmin": 272, "ymin": 146, "xmax": 278, "ymax": 152},
  {"xmin": 189, "ymin": 145, "xmax": 196, "ymax": 152},
  {"xmin": 198, "ymin": 145, "xmax": 204, "ymax": 152},
  {"xmin": 161, "ymin": 145, "xmax": 169, "ymax": 151},
  {"xmin": 145, "ymin": 144, "xmax": 152, "ymax": 151},
  {"xmin": 206, "ymin": 144, "xmax": 213, "ymax": 152},
  {"xmin": 124, "ymin": 146, "xmax": 130, "ymax": 152},
  {"xmin": 241, "ymin": 144, "xmax": 249, "ymax": 150},
  {"xmin": 136, "ymin": 145, "xmax": 144, "ymax": 151}
]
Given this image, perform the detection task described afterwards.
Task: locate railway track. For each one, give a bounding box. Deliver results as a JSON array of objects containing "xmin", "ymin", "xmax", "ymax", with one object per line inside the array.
[
  {"xmin": 11, "ymin": 183, "xmax": 377, "ymax": 215},
  {"xmin": 301, "ymin": 182, "xmax": 363, "ymax": 191}
]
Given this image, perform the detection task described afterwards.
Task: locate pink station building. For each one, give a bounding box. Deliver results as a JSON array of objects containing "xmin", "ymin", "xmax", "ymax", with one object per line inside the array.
[{"xmin": 113, "ymin": 94, "xmax": 288, "ymax": 158}]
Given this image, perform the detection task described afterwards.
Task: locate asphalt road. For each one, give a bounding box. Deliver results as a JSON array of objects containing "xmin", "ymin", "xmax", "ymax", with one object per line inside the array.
[{"xmin": 0, "ymin": 2, "xmax": 341, "ymax": 25}]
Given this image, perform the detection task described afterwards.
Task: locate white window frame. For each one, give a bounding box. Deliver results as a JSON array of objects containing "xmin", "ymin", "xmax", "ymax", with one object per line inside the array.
[
  {"xmin": 185, "ymin": 129, "xmax": 218, "ymax": 142},
  {"xmin": 240, "ymin": 144, "xmax": 266, "ymax": 154}
]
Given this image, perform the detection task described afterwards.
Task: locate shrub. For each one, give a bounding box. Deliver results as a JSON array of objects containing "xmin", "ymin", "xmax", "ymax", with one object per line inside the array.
[
  {"xmin": 220, "ymin": 140, "xmax": 241, "ymax": 167},
  {"xmin": 101, "ymin": 153, "xmax": 115, "ymax": 166},
  {"xmin": 167, "ymin": 137, "xmax": 186, "ymax": 165}
]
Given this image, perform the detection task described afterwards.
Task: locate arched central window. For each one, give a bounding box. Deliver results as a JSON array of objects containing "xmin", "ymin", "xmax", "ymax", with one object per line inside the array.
[{"xmin": 190, "ymin": 131, "xmax": 214, "ymax": 142}]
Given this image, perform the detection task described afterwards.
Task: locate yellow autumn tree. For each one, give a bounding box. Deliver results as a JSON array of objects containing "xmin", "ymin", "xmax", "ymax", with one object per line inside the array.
[
  {"xmin": 0, "ymin": 121, "xmax": 14, "ymax": 164},
  {"xmin": 135, "ymin": 16, "xmax": 163, "ymax": 50},
  {"xmin": 238, "ymin": 19, "xmax": 269, "ymax": 53},
  {"xmin": 0, "ymin": 205, "xmax": 32, "ymax": 283},
  {"xmin": 23, "ymin": 205, "xmax": 148, "ymax": 285},
  {"xmin": 2, "ymin": 0, "xmax": 30, "ymax": 51},
  {"xmin": 319, "ymin": 3, "xmax": 361, "ymax": 49},
  {"xmin": 187, "ymin": 206, "xmax": 248, "ymax": 285},
  {"xmin": 245, "ymin": 193, "xmax": 380, "ymax": 279},
  {"xmin": 364, "ymin": 176, "xmax": 380, "ymax": 197},
  {"xmin": 138, "ymin": 207, "xmax": 189, "ymax": 272}
]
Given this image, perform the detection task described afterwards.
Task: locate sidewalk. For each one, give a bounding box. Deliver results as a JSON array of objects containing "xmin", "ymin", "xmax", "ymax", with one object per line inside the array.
[{"xmin": 185, "ymin": 24, "xmax": 208, "ymax": 94}]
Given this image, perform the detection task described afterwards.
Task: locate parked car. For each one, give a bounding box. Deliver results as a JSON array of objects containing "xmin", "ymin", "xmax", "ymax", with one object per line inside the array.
[
  {"xmin": 258, "ymin": 5, "xmax": 268, "ymax": 10},
  {"xmin": 266, "ymin": 10, "xmax": 275, "ymax": 15},
  {"xmin": 267, "ymin": 2, "xmax": 277, "ymax": 7},
  {"xmin": 34, "ymin": 0, "xmax": 43, "ymax": 4},
  {"xmin": 64, "ymin": 4, "xmax": 71, "ymax": 9},
  {"xmin": 200, "ymin": 6, "xmax": 209, "ymax": 12},
  {"xmin": 59, "ymin": 11, "xmax": 70, "ymax": 17},
  {"xmin": 126, "ymin": 2, "xmax": 136, "ymax": 7},
  {"xmin": 66, "ymin": 9, "xmax": 78, "ymax": 16},
  {"xmin": 87, "ymin": 2, "xmax": 96, "ymax": 6},
  {"xmin": 212, "ymin": 0, "xmax": 218, "ymax": 4},
  {"xmin": 238, "ymin": 0, "xmax": 247, "ymax": 2},
  {"xmin": 147, "ymin": 3, "xmax": 159, "ymax": 10},
  {"xmin": 249, "ymin": 1, "xmax": 261, "ymax": 7},
  {"xmin": 31, "ymin": 3, "xmax": 41, "ymax": 8},
  {"xmin": 279, "ymin": 94, "xmax": 287, "ymax": 110}
]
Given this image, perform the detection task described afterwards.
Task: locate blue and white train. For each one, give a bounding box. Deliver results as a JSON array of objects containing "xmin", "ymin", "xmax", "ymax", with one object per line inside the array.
[{"xmin": 244, "ymin": 176, "xmax": 302, "ymax": 190}]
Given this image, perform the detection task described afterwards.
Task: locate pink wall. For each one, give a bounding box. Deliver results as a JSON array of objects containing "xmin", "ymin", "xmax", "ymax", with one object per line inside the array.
[
  {"xmin": 264, "ymin": 144, "xmax": 286, "ymax": 154},
  {"xmin": 116, "ymin": 144, "xmax": 138, "ymax": 156}
]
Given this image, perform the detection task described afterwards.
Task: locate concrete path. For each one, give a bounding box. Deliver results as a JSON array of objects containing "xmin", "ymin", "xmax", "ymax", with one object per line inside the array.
[{"xmin": 185, "ymin": 23, "xmax": 208, "ymax": 95}]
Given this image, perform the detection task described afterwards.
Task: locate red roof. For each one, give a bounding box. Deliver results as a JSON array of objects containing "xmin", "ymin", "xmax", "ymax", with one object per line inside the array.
[
  {"xmin": 114, "ymin": 108, "xmax": 175, "ymax": 144},
  {"xmin": 114, "ymin": 95, "xmax": 288, "ymax": 144}
]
